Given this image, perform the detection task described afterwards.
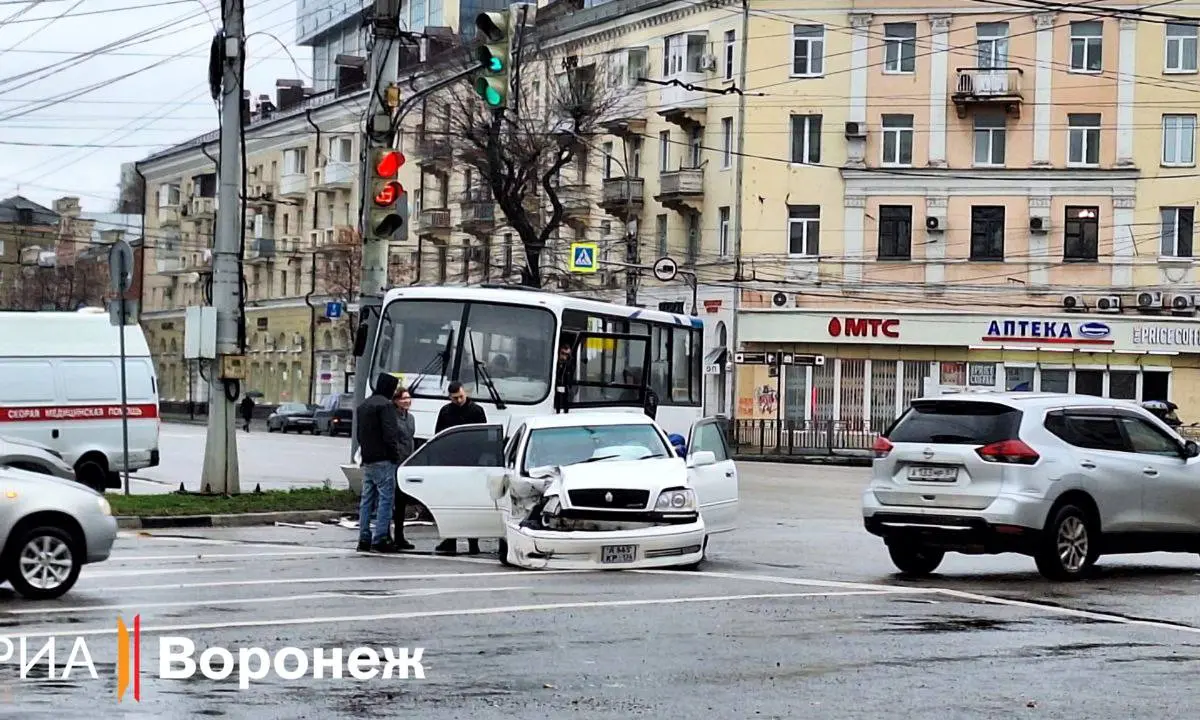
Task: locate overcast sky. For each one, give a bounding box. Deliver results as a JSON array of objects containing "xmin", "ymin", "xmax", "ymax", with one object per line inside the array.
[{"xmin": 0, "ymin": 0, "xmax": 312, "ymax": 213}]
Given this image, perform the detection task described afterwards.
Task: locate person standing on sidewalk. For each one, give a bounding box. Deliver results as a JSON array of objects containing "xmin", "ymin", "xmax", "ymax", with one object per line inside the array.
[
  {"xmin": 390, "ymin": 386, "xmax": 416, "ymax": 550},
  {"xmin": 433, "ymin": 382, "xmax": 486, "ymax": 555},
  {"xmin": 240, "ymin": 394, "xmax": 255, "ymax": 432},
  {"xmin": 355, "ymin": 373, "xmax": 402, "ymax": 553}
]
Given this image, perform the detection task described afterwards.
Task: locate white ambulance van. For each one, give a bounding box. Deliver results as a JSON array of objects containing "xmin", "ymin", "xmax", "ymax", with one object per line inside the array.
[{"xmin": 0, "ymin": 309, "xmax": 161, "ymax": 491}]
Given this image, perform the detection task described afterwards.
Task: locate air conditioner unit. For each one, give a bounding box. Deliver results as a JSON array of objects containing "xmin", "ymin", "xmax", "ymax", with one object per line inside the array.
[
  {"xmin": 844, "ymin": 121, "xmax": 866, "ymax": 138},
  {"xmin": 1137, "ymin": 291, "xmax": 1165, "ymax": 309},
  {"xmin": 1094, "ymin": 295, "xmax": 1121, "ymax": 313},
  {"xmin": 1029, "ymin": 213, "xmax": 1050, "ymax": 233},
  {"xmin": 1170, "ymin": 293, "xmax": 1195, "ymax": 312},
  {"xmin": 925, "ymin": 214, "xmax": 946, "ymax": 232},
  {"xmin": 698, "ymin": 54, "xmax": 718, "ymax": 71},
  {"xmin": 1062, "ymin": 294, "xmax": 1086, "ymax": 311}
]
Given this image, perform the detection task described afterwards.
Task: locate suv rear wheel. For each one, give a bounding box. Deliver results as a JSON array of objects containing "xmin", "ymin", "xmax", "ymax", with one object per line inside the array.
[
  {"xmin": 1035, "ymin": 503, "xmax": 1097, "ymax": 581},
  {"xmin": 887, "ymin": 542, "xmax": 944, "ymax": 576}
]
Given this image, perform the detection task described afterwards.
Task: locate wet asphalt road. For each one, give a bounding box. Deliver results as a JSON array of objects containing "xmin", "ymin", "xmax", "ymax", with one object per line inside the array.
[{"xmin": 9, "ymin": 432, "xmax": 1200, "ymax": 717}]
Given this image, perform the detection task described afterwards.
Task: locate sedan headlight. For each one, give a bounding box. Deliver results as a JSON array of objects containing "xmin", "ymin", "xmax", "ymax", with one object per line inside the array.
[
  {"xmin": 655, "ymin": 488, "xmax": 696, "ymax": 512},
  {"xmin": 97, "ymin": 497, "xmax": 112, "ymax": 516}
]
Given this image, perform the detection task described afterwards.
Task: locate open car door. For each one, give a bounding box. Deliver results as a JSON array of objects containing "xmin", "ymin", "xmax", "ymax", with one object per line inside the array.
[
  {"xmin": 685, "ymin": 417, "xmax": 739, "ymax": 533},
  {"xmin": 397, "ymin": 423, "xmax": 507, "ymax": 539}
]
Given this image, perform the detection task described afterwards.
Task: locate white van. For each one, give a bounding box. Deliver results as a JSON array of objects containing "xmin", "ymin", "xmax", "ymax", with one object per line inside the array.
[{"xmin": 0, "ymin": 309, "xmax": 161, "ymax": 491}]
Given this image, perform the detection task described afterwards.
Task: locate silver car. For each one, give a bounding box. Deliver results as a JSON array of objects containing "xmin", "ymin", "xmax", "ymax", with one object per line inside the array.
[
  {"xmin": 0, "ymin": 466, "xmax": 118, "ymax": 599},
  {"xmin": 0, "ymin": 435, "xmax": 76, "ymax": 480},
  {"xmin": 863, "ymin": 392, "xmax": 1200, "ymax": 581}
]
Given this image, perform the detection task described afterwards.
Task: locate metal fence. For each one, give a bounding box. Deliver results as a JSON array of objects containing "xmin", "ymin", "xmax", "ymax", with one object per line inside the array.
[{"xmin": 726, "ymin": 418, "xmax": 877, "ymax": 459}]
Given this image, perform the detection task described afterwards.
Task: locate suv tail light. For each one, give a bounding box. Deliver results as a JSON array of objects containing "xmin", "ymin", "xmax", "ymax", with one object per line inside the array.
[
  {"xmin": 873, "ymin": 436, "xmax": 893, "ymax": 458},
  {"xmin": 976, "ymin": 439, "xmax": 1039, "ymax": 465}
]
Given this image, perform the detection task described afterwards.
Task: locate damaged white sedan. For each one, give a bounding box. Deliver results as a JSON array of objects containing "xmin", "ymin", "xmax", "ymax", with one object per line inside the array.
[{"xmin": 397, "ymin": 413, "xmax": 738, "ymax": 570}]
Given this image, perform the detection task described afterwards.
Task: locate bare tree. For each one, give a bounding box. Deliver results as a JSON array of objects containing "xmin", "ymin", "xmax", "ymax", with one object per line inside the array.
[
  {"xmin": 434, "ymin": 38, "xmax": 621, "ymax": 288},
  {"xmin": 3, "ymin": 262, "xmax": 108, "ymax": 311},
  {"xmin": 321, "ymin": 241, "xmax": 363, "ymax": 348}
]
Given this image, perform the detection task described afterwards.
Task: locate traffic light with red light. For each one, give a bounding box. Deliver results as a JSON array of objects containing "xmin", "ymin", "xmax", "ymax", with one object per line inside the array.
[{"xmin": 368, "ymin": 148, "xmax": 406, "ymax": 240}]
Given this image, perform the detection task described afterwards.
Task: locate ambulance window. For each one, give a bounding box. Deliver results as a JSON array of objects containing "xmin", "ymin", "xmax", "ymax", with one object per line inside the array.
[
  {"xmin": 122, "ymin": 361, "xmax": 155, "ymax": 401},
  {"xmin": 61, "ymin": 360, "xmax": 120, "ymax": 401},
  {"xmin": 0, "ymin": 361, "xmax": 55, "ymax": 402}
]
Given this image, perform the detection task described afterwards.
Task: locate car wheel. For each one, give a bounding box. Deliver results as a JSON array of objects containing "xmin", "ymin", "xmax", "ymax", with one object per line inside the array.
[
  {"xmin": 497, "ymin": 538, "xmax": 514, "ymax": 568},
  {"xmin": 4, "ymin": 526, "xmax": 81, "ymax": 600},
  {"xmin": 887, "ymin": 542, "xmax": 945, "ymax": 577},
  {"xmin": 74, "ymin": 456, "xmax": 108, "ymax": 493},
  {"xmin": 1035, "ymin": 504, "xmax": 1097, "ymax": 581}
]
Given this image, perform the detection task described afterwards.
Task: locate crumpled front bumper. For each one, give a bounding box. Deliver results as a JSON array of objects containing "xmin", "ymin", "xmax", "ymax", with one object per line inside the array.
[{"xmin": 506, "ymin": 522, "xmax": 706, "ymax": 570}]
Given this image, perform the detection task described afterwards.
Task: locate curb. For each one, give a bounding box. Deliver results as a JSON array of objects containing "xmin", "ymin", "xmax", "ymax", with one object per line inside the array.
[{"xmin": 117, "ymin": 509, "xmax": 349, "ymax": 530}]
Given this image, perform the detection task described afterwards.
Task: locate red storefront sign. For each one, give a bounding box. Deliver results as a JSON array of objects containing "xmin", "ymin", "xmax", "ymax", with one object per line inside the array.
[{"xmin": 827, "ymin": 317, "xmax": 900, "ymax": 339}]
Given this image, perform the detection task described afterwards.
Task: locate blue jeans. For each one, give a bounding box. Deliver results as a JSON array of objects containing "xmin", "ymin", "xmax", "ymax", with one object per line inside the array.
[{"xmin": 358, "ymin": 461, "xmax": 396, "ymax": 545}]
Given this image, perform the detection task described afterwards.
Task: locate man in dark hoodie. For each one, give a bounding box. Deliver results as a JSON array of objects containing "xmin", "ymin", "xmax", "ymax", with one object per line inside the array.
[
  {"xmin": 433, "ymin": 382, "xmax": 486, "ymax": 555},
  {"xmin": 355, "ymin": 372, "xmax": 402, "ymax": 553}
]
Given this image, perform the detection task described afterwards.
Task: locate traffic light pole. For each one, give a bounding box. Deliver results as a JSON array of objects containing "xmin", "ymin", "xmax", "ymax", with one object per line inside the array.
[
  {"xmin": 350, "ymin": 0, "xmax": 402, "ymax": 461},
  {"xmin": 201, "ymin": 0, "xmax": 244, "ymax": 495}
]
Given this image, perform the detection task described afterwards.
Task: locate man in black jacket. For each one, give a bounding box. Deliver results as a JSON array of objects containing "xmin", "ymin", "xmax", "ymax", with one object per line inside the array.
[
  {"xmin": 434, "ymin": 382, "xmax": 486, "ymax": 555},
  {"xmin": 355, "ymin": 372, "xmax": 402, "ymax": 553}
]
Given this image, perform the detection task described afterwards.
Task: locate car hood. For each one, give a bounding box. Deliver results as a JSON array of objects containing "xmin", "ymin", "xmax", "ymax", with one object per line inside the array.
[
  {"xmin": 555, "ymin": 457, "xmax": 687, "ymax": 493},
  {"xmin": 0, "ymin": 435, "xmax": 57, "ymax": 454},
  {"xmin": 0, "ymin": 466, "xmax": 99, "ymax": 496}
]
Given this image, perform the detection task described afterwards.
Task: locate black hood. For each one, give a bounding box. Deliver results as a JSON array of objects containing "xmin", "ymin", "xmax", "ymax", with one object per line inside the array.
[{"xmin": 373, "ymin": 372, "xmax": 399, "ymax": 398}]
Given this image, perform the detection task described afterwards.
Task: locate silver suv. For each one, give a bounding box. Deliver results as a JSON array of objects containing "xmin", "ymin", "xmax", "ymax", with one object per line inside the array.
[{"xmin": 862, "ymin": 392, "xmax": 1200, "ymax": 581}]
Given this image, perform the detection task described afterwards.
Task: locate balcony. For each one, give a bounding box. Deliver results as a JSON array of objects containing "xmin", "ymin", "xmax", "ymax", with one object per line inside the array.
[
  {"xmin": 459, "ymin": 195, "xmax": 496, "ymax": 236},
  {"xmin": 247, "ymin": 237, "xmax": 275, "ymax": 263},
  {"xmin": 416, "ymin": 124, "xmax": 453, "ymax": 169},
  {"xmin": 599, "ymin": 177, "xmax": 644, "ymax": 218},
  {"xmin": 180, "ymin": 249, "xmax": 212, "ymax": 274},
  {"xmin": 416, "ymin": 208, "xmax": 451, "ymax": 241},
  {"xmin": 315, "ymin": 160, "xmax": 355, "ymax": 190},
  {"xmin": 157, "ymin": 204, "xmax": 180, "ymax": 227},
  {"xmin": 188, "ymin": 195, "xmax": 215, "ymax": 220},
  {"xmin": 278, "ymin": 171, "xmax": 308, "ymax": 198},
  {"xmin": 552, "ymin": 184, "xmax": 592, "ymax": 228},
  {"xmin": 658, "ymin": 72, "xmax": 707, "ymax": 130},
  {"xmin": 313, "ymin": 225, "xmax": 357, "ymax": 252},
  {"xmin": 654, "ymin": 167, "xmax": 704, "ymax": 212},
  {"xmin": 599, "ymin": 91, "xmax": 648, "ymax": 138},
  {"xmin": 155, "ymin": 251, "xmax": 186, "ymax": 275},
  {"xmin": 952, "ymin": 67, "xmax": 1024, "ymax": 119},
  {"xmin": 247, "ymin": 181, "xmax": 275, "ymax": 207}
]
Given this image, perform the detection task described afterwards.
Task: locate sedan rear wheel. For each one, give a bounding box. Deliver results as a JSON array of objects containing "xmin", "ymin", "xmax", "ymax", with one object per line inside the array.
[{"xmin": 5, "ymin": 526, "xmax": 81, "ymax": 600}]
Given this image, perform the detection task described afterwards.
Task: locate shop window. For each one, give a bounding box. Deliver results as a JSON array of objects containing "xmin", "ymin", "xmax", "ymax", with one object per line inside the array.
[
  {"xmin": 1005, "ymin": 366, "xmax": 1034, "ymax": 391},
  {"xmin": 901, "ymin": 360, "xmax": 930, "ymax": 407},
  {"xmin": 1041, "ymin": 369, "xmax": 1070, "ymax": 393},
  {"xmin": 812, "ymin": 362, "xmax": 836, "ymax": 421},
  {"xmin": 870, "ymin": 361, "xmax": 898, "ymax": 432},
  {"xmin": 940, "ymin": 361, "xmax": 966, "ymax": 386},
  {"xmin": 968, "ymin": 362, "xmax": 996, "ymax": 387},
  {"xmin": 783, "ymin": 365, "xmax": 808, "ymax": 424},
  {"xmin": 840, "ymin": 359, "xmax": 866, "ymax": 429},
  {"xmin": 1109, "ymin": 370, "xmax": 1137, "ymax": 400},
  {"xmin": 1075, "ymin": 369, "xmax": 1103, "ymax": 396},
  {"xmin": 1143, "ymin": 371, "xmax": 1170, "ymax": 401}
]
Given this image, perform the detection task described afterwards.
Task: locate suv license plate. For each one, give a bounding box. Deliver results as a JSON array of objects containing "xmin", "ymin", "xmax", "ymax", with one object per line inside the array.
[
  {"xmin": 908, "ymin": 465, "xmax": 958, "ymax": 482},
  {"xmin": 601, "ymin": 545, "xmax": 637, "ymax": 564}
]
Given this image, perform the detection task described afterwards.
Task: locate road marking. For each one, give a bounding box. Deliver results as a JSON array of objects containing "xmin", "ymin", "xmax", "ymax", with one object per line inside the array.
[
  {"xmin": 0, "ymin": 590, "xmax": 907, "ymax": 640},
  {"xmin": 88, "ymin": 569, "xmax": 584, "ymax": 593},
  {"xmin": 105, "ymin": 549, "xmax": 349, "ymax": 563},
  {"xmin": 640, "ymin": 569, "xmax": 931, "ymax": 593},
  {"xmin": 123, "ymin": 534, "xmax": 507, "ymax": 565},
  {"xmin": 79, "ymin": 567, "xmax": 229, "ymax": 580},
  {"xmin": 3, "ymin": 586, "xmax": 531, "ymax": 616}
]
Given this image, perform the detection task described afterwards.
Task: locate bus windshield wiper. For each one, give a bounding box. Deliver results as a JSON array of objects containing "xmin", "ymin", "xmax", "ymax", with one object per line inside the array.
[
  {"xmin": 469, "ymin": 332, "xmax": 507, "ymax": 409},
  {"xmin": 408, "ymin": 331, "xmax": 453, "ymax": 396}
]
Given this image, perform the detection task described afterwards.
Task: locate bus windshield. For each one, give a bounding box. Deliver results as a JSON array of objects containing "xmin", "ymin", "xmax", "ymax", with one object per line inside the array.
[{"xmin": 373, "ymin": 299, "xmax": 557, "ymax": 403}]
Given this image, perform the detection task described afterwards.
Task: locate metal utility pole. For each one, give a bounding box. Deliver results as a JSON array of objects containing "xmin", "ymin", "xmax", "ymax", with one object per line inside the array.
[
  {"xmin": 349, "ymin": 0, "xmax": 402, "ymax": 461},
  {"xmin": 200, "ymin": 0, "xmax": 245, "ymax": 495}
]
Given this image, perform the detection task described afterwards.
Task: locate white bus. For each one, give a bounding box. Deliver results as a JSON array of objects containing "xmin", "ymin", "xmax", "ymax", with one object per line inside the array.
[{"xmin": 354, "ymin": 285, "xmax": 706, "ymax": 445}]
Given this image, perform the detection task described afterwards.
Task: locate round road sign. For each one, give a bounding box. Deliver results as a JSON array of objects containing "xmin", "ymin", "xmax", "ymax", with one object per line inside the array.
[{"xmin": 652, "ymin": 256, "xmax": 677, "ymax": 282}]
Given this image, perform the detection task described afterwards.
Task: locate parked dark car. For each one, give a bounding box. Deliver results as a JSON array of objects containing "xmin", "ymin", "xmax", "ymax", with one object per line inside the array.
[
  {"xmin": 267, "ymin": 403, "xmax": 317, "ymax": 433},
  {"xmin": 313, "ymin": 393, "xmax": 355, "ymax": 436}
]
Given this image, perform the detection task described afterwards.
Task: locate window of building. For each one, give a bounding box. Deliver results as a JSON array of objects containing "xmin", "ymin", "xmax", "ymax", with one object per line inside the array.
[
  {"xmin": 787, "ymin": 205, "xmax": 820, "ymax": 256},
  {"xmin": 1162, "ymin": 114, "xmax": 1196, "ymax": 165},
  {"xmin": 723, "ymin": 30, "xmax": 735, "ymax": 80},
  {"xmin": 656, "ymin": 214, "xmax": 668, "ymax": 255},
  {"xmin": 658, "ymin": 130, "xmax": 670, "ymax": 172},
  {"xmin": 970, "ymin": 206, "xmax": 1005, "ymax": 260},
  {"xmin": 881, "ymin": 115, "xmax": 913, "ymax": 165},
  {"xmin": 626, "ymin": 47, "xmax": 647, "ymax": 85},
  {"xmin": 973, "ymin": 113, "xmax": 1006, "ymax": 165},
  {"xmin": 629, "ymin": 137, "xmax": 642, "ymax": 177},
  {"xmin": 789, "ymin": 114, "xmax": 821, "ymax": 164},
  {"xmin": 688, "ymin": 127, "xmax": 702, "ymax": 167},
  {"xmin": 884, "ymin": 23, "xmax": 916, "ymax": 73},
  {"xmin": 1166, "ymin": 23, "xmax": 1198, "ymax": 72},
  {"xmin": 877, "ymin": 205, "xmax": 912, "ymax": 260},
  {"xmin": 976, "ymin": 22, "xmax": 1009, "ymax": 68},
  {"xmin": 663, "ymin": 32, "xmax": 706, "ymax": 76},
  {"xmin": 718, "ymin": 206, "xmax": 730, "ymax": 256},
  {"xmin": 721, "ymin": 117, "xmax": 733, "ymax": 168},
  {"xmin": 1067, "ymin": 114, "xmax": 1101, "ymax": 166},
  {"xmin": 1069, "ymin": 21, "xmax": 1103, "ymax": 72},
  {"xmin": 792, "ymin": 25, "xmax": 824, "ymax": 76},
  {"xmin": 1063, "ymin": 206, "xmax": 1099, "ymax": 261},
  {"xmin": 1161, "ymin": 207, "xmax": 1194, "ymax": 257},
  {"xmin": 602, "ymin": 141, "xmax": 613, "ymax": 179}
]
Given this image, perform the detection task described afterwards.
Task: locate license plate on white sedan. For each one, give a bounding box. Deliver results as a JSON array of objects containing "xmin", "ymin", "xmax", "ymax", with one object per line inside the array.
[
  {"xmin": 601, "ymin": 544, "xmax": 637, "ymax": 564},
  {"xmin": 907, "ymin": 465, "xmax": 958, "ymax": 482}
]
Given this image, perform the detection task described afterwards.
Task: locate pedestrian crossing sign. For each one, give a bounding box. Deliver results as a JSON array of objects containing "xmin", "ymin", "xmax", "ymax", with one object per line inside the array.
[{"xmin": 568, "ymin": 242, "xmax": 598, "ymax": 273}]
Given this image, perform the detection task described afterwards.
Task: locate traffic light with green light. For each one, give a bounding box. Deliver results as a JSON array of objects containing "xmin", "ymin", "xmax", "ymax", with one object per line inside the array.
[
  {"xmin": 474, "ymin": 10, "xmax": 511, "ymax": 108},
  {"xmin": 367, "ymin": 148, "xmax": 406, "ymax": 240}
]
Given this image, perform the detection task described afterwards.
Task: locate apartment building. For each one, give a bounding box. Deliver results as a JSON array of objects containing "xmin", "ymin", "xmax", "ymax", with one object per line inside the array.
[{"xmin": 730, "ymin": 5, "xmax": 1200, "ymax": 434}]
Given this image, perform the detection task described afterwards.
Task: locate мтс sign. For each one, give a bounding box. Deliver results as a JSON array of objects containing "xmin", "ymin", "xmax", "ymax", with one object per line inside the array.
[{"xmin": 827, "ymin": 317, "xmax": 899, "ymax": 338}]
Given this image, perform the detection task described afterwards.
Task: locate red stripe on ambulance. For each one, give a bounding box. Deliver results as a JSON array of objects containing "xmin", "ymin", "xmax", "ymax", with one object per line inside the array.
[{"xmin": 0, "ymin": 404, "xmax": 160, "ymax": 422}]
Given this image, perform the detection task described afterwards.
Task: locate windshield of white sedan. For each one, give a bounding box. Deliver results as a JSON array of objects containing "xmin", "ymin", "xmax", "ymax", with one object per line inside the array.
[{"xmin": 524, "ymin": 425, "xmax": 671, "ymax": 469}]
